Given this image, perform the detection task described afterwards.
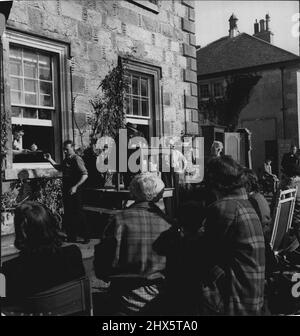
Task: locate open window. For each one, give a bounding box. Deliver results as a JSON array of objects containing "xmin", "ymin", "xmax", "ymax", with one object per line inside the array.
[
  {"xmin": 5, "ymin": 30, "xmax": 70, "ymax": 173},
  {"xmin": 9, "ymin": 46, "xmax": 57, "ymax": 164}
]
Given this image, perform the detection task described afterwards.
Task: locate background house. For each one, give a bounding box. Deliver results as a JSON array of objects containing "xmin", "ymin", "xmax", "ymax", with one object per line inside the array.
[{"xmin": 197, "ymin": 13, "xmax": 300, "ymax": 174}]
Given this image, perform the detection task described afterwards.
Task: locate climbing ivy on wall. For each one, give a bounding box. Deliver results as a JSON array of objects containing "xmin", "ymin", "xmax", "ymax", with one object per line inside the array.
[{"xmin": 88, "ymin": 58, "xmax": 129, "ymax": 143}]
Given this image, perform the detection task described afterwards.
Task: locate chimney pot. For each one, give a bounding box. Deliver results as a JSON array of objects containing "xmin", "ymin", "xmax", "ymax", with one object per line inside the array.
[
  {"xmin": 259, "ymin": 19, "xmax": 265, "ymax": 32},
  {"xmin": 229, "ymin": 13, "xmax": 239, "ymax": 38},
  {"xmin": 254, "ymin": 19, "xmax": 259, "ymax": 34}
]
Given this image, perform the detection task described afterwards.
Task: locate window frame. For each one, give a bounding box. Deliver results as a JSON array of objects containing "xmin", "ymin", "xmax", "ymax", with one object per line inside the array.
[
  {"xmin": 213, "ymin": 81, "xmax": 224, "ymax": 98},
  {"xmin": 123, "ymin": 58, "xmax": 162, "ymax": 139},
  {"xmin": 199, "ymin": 83, "xmax": 210, "ymax": 100},
  {"xmin": 3, "ymin": 29, "xmax": 72, "ymax": 180}
]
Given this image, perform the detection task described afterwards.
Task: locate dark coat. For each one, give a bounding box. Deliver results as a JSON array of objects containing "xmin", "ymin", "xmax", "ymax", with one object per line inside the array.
[{"xmin": 2, "ymin": 245, "xmax": 85, "ymax": 305}]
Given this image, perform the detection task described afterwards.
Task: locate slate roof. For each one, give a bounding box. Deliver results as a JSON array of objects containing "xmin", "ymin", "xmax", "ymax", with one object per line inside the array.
[{"xmin": 197, "ymin": 33, "xmax": 300, "ymax": 76}]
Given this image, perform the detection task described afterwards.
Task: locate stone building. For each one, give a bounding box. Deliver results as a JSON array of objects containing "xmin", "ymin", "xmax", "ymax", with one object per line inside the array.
[
  {"xmin": 197, "ymin": 14, "xmax": 300, "ymax": 174},
  {"xmin": 1, "ymin": 0, "xmax": 199, "ymax": 256},
  {"xmin": 1, "ymin": 0, "xmax": 198, "ymax": 180}
]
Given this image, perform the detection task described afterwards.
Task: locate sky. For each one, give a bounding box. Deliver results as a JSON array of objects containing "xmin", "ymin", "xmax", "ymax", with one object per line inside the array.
[{"xmin": 195, "ymin": 1, "xmax": 300, "ymax": 55}]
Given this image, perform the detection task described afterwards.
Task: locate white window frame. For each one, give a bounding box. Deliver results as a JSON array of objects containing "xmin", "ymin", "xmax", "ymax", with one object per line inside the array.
[
  {"xmin": 3, "ymin": 29, "xmax": 71, "ymax": 179},
  {"xmin": 123, "ymin": 59, "xmax": 162, "ymax": 139}
]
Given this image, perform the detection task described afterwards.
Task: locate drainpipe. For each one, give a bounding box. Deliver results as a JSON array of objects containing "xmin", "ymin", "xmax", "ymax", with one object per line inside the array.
[{"xmin": 280, "ymin": 67, "xmax": 286, "ymax": 139}]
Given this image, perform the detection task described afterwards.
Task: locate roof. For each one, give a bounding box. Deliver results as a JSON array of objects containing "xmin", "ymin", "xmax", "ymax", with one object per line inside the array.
[{"xmin": 197, "ymin": 33, "xmax": 300, "ymax": 77}]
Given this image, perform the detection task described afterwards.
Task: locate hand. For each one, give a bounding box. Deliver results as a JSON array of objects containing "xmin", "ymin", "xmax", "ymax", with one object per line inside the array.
[
  {"xmin": 70, "ymin": 186, "xmax": 77, "ymax": 195},
  {"xmin": 43, "ymin": 153, "xmax": 51, "ymax": 161},
  {"xmin": 22, "ymin": 149, "xmax": 30, "ymax": 154}
]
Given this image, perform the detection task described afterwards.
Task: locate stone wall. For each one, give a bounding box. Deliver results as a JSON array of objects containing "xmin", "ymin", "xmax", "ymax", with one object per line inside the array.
[{"xmin": 7, "ymin": 0, "xmax": 199, "ymax": 147}]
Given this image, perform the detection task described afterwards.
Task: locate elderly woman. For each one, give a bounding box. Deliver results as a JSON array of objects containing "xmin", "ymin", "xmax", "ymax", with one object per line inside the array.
[
  {"xmin": 93, "ymin": 173, "xmax": 171, "ymax": 315},
  {"xmin": 2, "ymin": 201, "xmax": 85, "ymax": 307}
]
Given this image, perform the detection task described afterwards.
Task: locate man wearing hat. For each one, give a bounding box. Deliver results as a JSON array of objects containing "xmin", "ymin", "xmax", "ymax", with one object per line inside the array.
[{"xmin": 93, "ymin": 173, "xmax": 171, "ymax": 315}]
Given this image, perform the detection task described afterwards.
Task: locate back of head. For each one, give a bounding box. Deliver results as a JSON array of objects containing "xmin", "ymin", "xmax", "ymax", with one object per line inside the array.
[
  {"xmin": 205, "ymin": 155, "xmax": 245, "ymax": 194},
  {"xmin": 14, "ymin": 201, "xmax": 62, "ymax": 255},
  {"xmin": 244, "ymin": 168, "xmax": 260, "ymax": 193},
  {"xmin": 63, "ymin": 139, "xmax": 74, "ymax": 148},
  {"xmin": 129, "ymin": 173, "xmax": 165, "ymax": 202}
]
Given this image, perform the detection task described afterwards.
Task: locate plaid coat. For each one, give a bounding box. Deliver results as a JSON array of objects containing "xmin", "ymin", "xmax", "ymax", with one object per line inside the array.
[
  {"xmin": 94, "ymin": 202, "xmax": 171, "ymax": 285},
  {"xmin": 201, "ymin": 188, "xmax": 265, "ymax": 316}
]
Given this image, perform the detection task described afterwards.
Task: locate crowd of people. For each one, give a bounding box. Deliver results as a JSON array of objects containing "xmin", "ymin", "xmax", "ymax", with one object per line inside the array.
[{"xmin": 2, "ymin": 141, "xmax": 300, "ymax": 316}]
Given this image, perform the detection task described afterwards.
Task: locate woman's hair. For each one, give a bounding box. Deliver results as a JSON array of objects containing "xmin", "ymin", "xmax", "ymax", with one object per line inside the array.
[
  {"xmin": 14, "ymin": 201, "xmax": 62, "ymax": 255},
  {"xmin": 243, "ymin": 168, "xmax": 260, "ymax": 193},
  {"xmin": 129, "ymin": 173, "xmax": 165, "ymax": 202},
  {"xmin": 205, "ymin": 155, "xmax": 245, "ymax": 194}
]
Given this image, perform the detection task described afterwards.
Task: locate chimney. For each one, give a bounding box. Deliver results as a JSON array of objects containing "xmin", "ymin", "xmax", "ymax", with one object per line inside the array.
[
  {"xmin": 265, "ymin": 13, "xmax": 270, "ymax": 31},
  {"xmin": 253, "ymin": 14, "xmax": 274, "ymax": 43},
  {"xmin": 259, "ymin": 19, "xmax": 265, "ymax": 32},
  {"xmin": 254, "ymin": 19, "xmax": 259, "ymax": 34},
  {"xmin": 229, "ymin": 13, "xmax": 239, "ymax": 38}
]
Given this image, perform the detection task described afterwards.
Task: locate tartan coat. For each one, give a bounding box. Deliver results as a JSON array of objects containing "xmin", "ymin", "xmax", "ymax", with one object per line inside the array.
[
  {"xmin": 94, "ymin": 201, "xmax": 171, "ymax": 285},
  {"xmin": 201, "ymin": 187, "xmax": 265, "ymax": 316}
]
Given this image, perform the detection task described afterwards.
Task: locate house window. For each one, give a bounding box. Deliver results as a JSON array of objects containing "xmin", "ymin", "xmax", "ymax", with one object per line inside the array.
[
  {"xmin": 5, "ymin": 30, "xmax": 70, "ymax": 172},
  {"xmin": 213, "ymin": 82, "xmax": 223, "ymax": 98},
  {"xmin": 124, "ymin": 59, "xmax": 162, "ymax": 140},
  {"xmin": 9, "ymin": 45, "xmax": 57, "ymax": 164},
  {"xmin": 126, "ymin": 74, "xmax": 151, "ymax": 118},
  {"xmin": 199, "ymin": 84, "xmax": 210, "ymax": 99}
]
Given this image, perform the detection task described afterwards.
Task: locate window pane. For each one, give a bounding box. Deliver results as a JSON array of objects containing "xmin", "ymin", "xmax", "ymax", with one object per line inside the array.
[
  {"xmin": 23, "ymin": 108, "xmax": 38, "ymax": 119},
  {"xmin": 24, "ymin": 62, "xmax": 38, "ymax": 78},
  {"xmin": 40, "ymin": 81, "xmax": 52, "ymax": 95},
  {"xmin": 39, "ymin": 55, "xmax": 52, "ymax": 80},
  {"xmin": 9, "ymin": 61, "xmax": 22, "ymax": 76},
  {"xmin": 200, "ymin": 84, "xmax": 209, "ymax": 98},
  {"xmin": 24, "ymin": 50, "xmax": 38, "ymax": 78},
  {"xmin": 132, "ymin": 76, "xmax": 139, "ymax": 95},
  {"xmin": 11, "ymin": 91, "xmax": 22, "ymax": 104},
  {"xmin": 25, "ymin": 93, "xmax": 37, "ymax": 105},
  {"xmin": 9, "ymin": 47, "xmax": 22, "ymax": 76},
  {"xmin": 141, "ymin": 78, "xmax": 148, "ymax": 97},
  {"xmin": 132, "ymin": 97, "xmax": 139, "ymax": 116},
  {"xmin": 39, "ymin": 109, "xmax": 52, "ymax": 120},
  {"xmin": 11, "ymin": 106, "xmax": 22, "ymax": 117},
  {"xmin": 24, "ymin": 79, "xmax": 38, "ymax": 93},
  {"xmin": 10, "ymin": 77, "xmax": 22, "ymax": 91},
  {"xmin": 141, "ymin": 99, "xmax": 149, "ymax": 117},
  {"xmin": 40, "ymin": 95, "xmax": 53, "ymax": 107}
]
